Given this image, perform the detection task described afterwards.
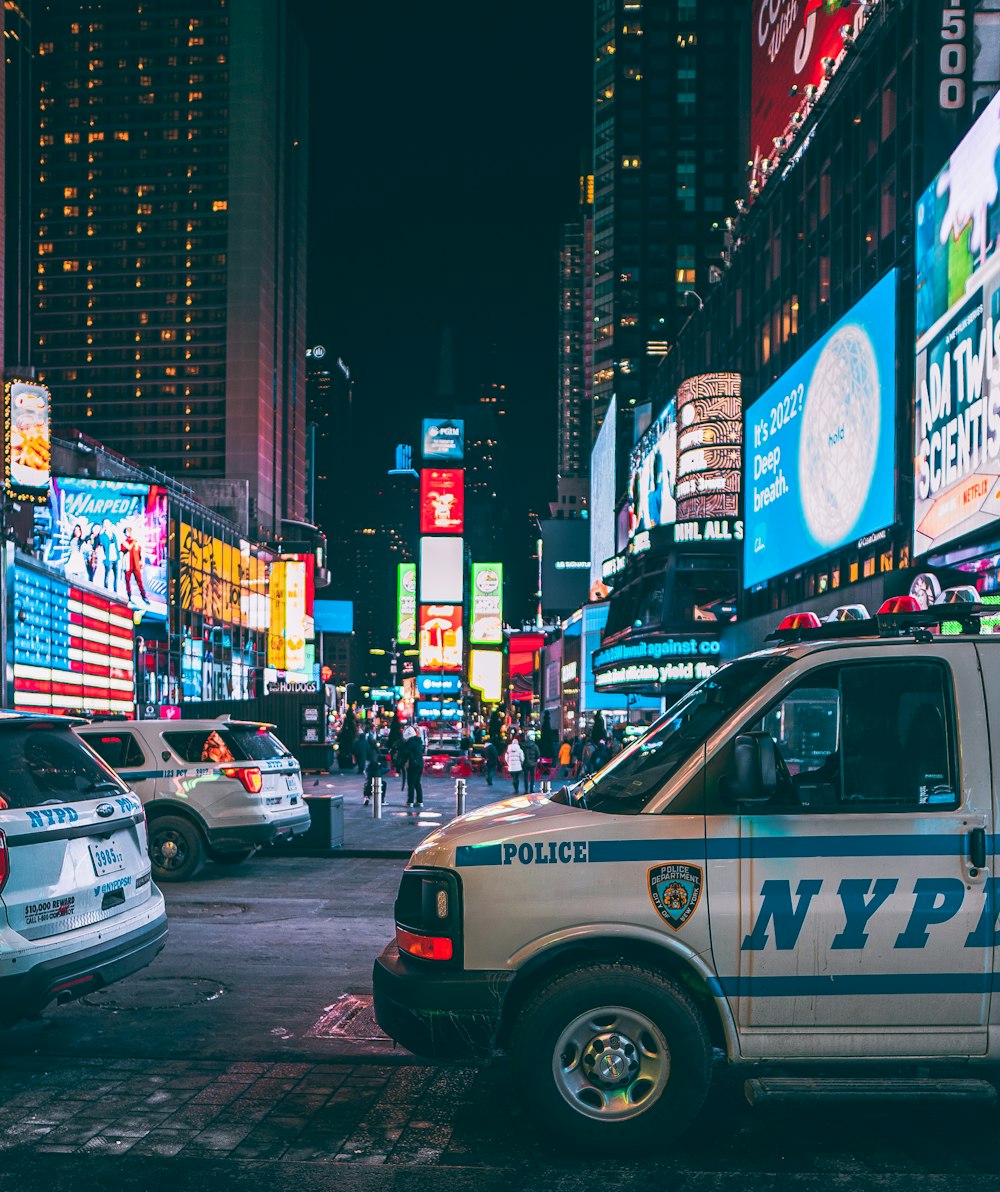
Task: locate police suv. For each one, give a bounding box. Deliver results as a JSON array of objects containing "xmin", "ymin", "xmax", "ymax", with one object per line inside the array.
[
  {"xmin": 374, "ymin": 597, "xmax": 1000, "ymax": 1146},
  {"xmin": 75, "ymin": 718, "xmax": 310, "ymax": 882},
  {"xmin": 0, "ymin": 713, "xmax": 167, "ymax": 1025}
]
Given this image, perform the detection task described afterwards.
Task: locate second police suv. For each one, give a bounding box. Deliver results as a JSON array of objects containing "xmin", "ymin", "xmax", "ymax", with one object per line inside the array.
[{"xmin": 374, "ymin": 593, "xmax": 1000, "ymax": 1146}]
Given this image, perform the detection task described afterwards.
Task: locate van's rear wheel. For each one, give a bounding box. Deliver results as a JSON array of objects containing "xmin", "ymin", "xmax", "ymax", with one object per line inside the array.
[
  {"xmin": 148, "ymin": 815, "xmax": 206, "ymax": 882},
  {"xmin": 510, "ymin": 962, "xmax": 712, "ymax": 1148}
]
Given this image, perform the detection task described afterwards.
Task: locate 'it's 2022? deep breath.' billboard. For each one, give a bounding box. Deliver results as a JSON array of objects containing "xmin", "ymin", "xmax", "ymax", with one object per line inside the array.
[
  {"xmin": 744, "ymin": 269, "xmax": 897, "ymax": 588},
  {"xmin": 915, "ymin": 89, "xmax": 1000, "ymax": 555}
]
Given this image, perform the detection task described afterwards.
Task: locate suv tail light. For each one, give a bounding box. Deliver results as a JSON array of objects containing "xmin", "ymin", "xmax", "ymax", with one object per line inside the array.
[
  {"xmin": 221, "ymin": 766, "xmax": 264, "ymax": 795},
  {"xmin": 0, "ymin": 830, "xmax": 8, "ymax": 896}
]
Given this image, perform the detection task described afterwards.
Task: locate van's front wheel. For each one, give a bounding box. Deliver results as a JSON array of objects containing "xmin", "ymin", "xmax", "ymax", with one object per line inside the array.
[{"xmin": 510, "ymin": 962, "xmax": 712, "ymax": 1148}]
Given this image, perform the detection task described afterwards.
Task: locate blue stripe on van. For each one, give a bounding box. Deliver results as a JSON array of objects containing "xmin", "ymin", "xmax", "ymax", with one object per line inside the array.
[{"xmin": 707, "ymin": 972, "xmax": 993, "ymax": 997}]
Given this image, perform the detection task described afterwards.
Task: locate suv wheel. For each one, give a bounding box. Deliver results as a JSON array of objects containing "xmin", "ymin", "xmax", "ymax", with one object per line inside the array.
[
  {"xmin": 510, "ymin": 962, "xmax": 712, "ymax": 1149},
  {"xmin": 148, "ymin": 815, "xmax": 207, "ymax": 882}
]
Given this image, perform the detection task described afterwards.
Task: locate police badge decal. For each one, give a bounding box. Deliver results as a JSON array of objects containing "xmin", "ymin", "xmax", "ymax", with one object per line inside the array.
[{"xmin": 648, "ymin": 863, "xmax": 703, "ymax": 930}]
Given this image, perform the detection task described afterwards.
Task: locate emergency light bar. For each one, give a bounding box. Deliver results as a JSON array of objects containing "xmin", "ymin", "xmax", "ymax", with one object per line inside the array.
[{"xmin": 766, "ymin": 588, "xmax": 990, "ymax": 644}]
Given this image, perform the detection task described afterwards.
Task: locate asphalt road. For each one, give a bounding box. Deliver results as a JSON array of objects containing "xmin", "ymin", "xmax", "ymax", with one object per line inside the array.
[{"xmin": 4, "ymin": 853, "xmax": 1000, "ymax": 1189}]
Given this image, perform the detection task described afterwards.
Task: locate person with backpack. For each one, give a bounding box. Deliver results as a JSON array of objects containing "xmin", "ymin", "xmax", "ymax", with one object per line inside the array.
[
  {"xmin": 521, "ymin": 732, "xmax": 540, "ymax": 794},
  {"xmin": 505, "ymin": 735, "xmax": 525, "ymax": 794},
  {"xmin": 482, "ymin": 739, "xmax": 498, "ymax": 787}
]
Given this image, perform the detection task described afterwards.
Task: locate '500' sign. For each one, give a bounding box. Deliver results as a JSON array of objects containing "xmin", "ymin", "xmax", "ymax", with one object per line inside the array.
[{"xmin": 937, "ymin": 6, "xmax": 969, "ymax": 111}]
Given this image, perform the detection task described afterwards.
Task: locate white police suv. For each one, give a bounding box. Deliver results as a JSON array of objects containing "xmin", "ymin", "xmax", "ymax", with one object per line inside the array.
[
  {"xmin": 374, "ymin": 597, "xmax": 1000, "ymax": 1147},
  {"xmin": 75, "ymin": 718, "xmax": 310, "ymax": 882},
  {"xmin": 0, "ymin": 713, "xmax": 167, "ymax": 1025}
]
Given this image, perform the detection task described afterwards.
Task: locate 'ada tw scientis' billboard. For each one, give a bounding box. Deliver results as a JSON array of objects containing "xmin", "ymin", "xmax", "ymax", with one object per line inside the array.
[
  {"xmin": 914, "ymin": 89, "xmax": 1000, "ymax": 555},
  {"xmin": 744, "ymin": 269, "xmax": 897, "ymax": 588}
]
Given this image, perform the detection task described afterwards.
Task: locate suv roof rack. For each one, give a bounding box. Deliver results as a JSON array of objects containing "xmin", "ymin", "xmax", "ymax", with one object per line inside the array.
[{"xmin": 766, "ymin": 605, "xmax": 990, "ymax": 645}]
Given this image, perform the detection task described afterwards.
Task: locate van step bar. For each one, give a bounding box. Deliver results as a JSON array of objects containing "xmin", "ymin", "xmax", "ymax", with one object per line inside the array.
[{"xmin": 745, "ymin": 1077, "xmax": 997, "ymax": 1107}]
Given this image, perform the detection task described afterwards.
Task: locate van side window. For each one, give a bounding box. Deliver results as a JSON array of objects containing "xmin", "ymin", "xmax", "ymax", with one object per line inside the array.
[
  {"xmin": 84, "ymin": 732, "xmax": 146, "ymax": 770},
  {"xmin": 709, "ymin": 661, "xmax": 958, "ymax": 813}
]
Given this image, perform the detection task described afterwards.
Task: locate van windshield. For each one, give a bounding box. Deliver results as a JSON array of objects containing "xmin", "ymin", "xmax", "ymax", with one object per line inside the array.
[{"xmin": 552, "ymin": 655, "xmax": 791, "ymax": 814}]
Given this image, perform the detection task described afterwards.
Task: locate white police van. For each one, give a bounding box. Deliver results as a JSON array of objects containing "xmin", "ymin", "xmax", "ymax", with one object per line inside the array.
[
  {"xmin": 75, "ymin": 717, "xmax": 309, "ymax": 882},
  {"xmin": 0, "ymin": 713, "xmax": 167, "ymax": 1025},
  {"xmin": 374, "ymin": 597, "xmax": 1000, "ymax": 1146}
]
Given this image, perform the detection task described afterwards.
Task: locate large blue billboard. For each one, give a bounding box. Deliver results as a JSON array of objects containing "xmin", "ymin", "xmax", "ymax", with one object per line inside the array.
[
  {"xmin": 421, "ymin": 418, "xmax": 465, "ymax": 463},
  {"xmin": 743, "ymin": 270, "xmax": 897, "ymax": 588}
]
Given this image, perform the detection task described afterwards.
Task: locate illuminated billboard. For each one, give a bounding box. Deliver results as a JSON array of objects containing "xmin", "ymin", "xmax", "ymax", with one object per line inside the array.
[
  {"xmin": 915, "ymin": 90, "xmax": 1000, "ymax": 555},
  {"xmin": 418, "ymin": 604, "xmax": 463, "ymax": 672},
  {"xmin": 590, "ymin": 397, "xmax": 617, "ymax": 589},
  {"xmin": 421, "ymin": 418, "xmax": 465, "ymax": 462},
  {"xmin": 627, "ymin": 399, "xmax": 677, "ymax": 539},
  {"xmin": 419, "ymin": 536, "xmax": 464, "ymax": 603},
  {"xmin": 750, "ymin": 2, "xmax": 860, "ymax": 190},
  {"xmin": 13, "ymin": 566, "xmax": 134, "ymax": 715},
  {"xmin": 674, "ymin": 372, "xmax": 743, "ymax": 544},
  {"xmin": 267, "ymin": 559, "xmax": 308, "ymax": 671},
  {"xmin": 469, "ymin": 648, "xmax": 503, "ymax": 703},
  {"xmin": 38, "ymin": 478, "xmax": 169, "ymax": 619},
  {"xmin": 5, "ymin": 379, "xmax": 51, "ymax": 502},
  {"xmin": 744, "ymin": 270, "xmax": 897, "ymax": 588},
  {"xmin": 396, "ymin": 562, "xmax": 416, "ymax": 644},
  {"xmin": 470, "ymin": 562, "xmax": 503, "ymax": 645},
  {"xmin": 420, "ymin": 468, "xmax": 465, "ymax": 534},
  {"xmin": 540, "ymin": 519, "xmax": 590, "ymax": 615},
  {"xmin": 416, "ymin": 673, "xmax": 461, "ymax": 696}
]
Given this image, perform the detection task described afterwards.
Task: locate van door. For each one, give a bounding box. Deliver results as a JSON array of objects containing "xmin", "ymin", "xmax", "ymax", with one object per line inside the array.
[{"xmin": 705, "ymin": 651, "xmax": 992, "ymax": 1059}]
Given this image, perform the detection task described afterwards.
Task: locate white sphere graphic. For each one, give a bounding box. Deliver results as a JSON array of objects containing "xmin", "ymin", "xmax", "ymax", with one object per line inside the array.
[{"xmin": 798, "ymin": 323, "xmax": 880, "ymax": 548}]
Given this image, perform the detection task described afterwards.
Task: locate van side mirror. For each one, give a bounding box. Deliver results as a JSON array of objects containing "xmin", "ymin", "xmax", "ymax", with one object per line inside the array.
[{"xmin": 722, "ymin": 732, "xmax": 778, "ymax": 804}]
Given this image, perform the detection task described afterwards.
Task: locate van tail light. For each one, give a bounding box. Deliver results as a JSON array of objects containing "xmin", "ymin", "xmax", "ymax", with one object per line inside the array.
[
  {"xmin": 776, "ymin": 612, "xmax": 821, "ymax": 631},
  {"xmin": 878, "ymin": 596, "xmax": 922, "ymax": 615},
  {"xmin": 0, "ymin": 830, "xmax": 8, "ymax": 896},
  {"xmin": 396, "ymin": 925, "xmax": 453, "ymax": 961},
  {"xmin": 221, "ymin": 766, "xmax": 264, "ymax": 795}
]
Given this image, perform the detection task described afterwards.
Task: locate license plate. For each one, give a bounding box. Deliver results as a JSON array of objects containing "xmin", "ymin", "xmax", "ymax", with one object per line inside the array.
[
  {"xmin": 285, "ymin": 775, "xmax": 297, "ymax": 791},
  {"xmin": 89, "ymin": 837, "xmax": 126, "ymax": 877},
  {"xmin": 265, "ymin": 796, "xmax": 282, "ymax": 807}
]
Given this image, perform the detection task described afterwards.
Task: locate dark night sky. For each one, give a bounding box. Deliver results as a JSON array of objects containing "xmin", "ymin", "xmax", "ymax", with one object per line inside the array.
[{"xmin": 301, "ymin": 1, "xmax": 593, "ymax": 603}]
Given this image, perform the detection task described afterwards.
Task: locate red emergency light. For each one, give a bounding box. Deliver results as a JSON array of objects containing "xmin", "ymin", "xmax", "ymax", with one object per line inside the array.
[
  {"xmin": 877, "ymin": 596, "xmax": 922, "ymax": 615},
  {"xmin": 775, "ymin": 612, "xmax": 822, "ymax": 632}
]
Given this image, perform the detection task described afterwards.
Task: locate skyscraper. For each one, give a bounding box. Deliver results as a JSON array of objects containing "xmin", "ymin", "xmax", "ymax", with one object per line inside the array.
[
  {"xmin": 30, "ymin": 0, "xmax": 308, "ymax": 535},
  {"xmin": 592, "ymin": 0, "xmax": 745, "ymax": 489}
]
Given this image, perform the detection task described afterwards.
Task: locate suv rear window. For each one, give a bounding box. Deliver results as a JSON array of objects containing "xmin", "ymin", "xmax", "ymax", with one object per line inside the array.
[
  {"xmin": 163, "ymin": 727, "xmax": 291, "ymax": 765},
  {"xmin": 0, "ymin": 726, "xmax": 126, "ymax": 809}
]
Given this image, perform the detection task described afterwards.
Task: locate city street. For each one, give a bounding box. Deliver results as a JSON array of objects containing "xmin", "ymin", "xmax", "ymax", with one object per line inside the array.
[{"xmin": 2, "ymin": 786, "xmax": 1000, "ymax": 1189}]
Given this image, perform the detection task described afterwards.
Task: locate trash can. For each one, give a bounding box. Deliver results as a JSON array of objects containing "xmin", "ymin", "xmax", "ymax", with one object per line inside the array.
[{"xmin": 293, "ymin": 794, "xmax": 343, "ymax": 849}]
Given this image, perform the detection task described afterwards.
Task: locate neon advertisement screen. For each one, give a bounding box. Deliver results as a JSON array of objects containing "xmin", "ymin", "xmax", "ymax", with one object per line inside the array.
[
  {"xmin": 396, "ymin": 562, "xmax": 416, "ymax": 644},
  {"xmin": 38, "ymin": 478, "xmax": 168, "ymax": 619},
  {"xmin": 420, "ymin": 468, "xmax": 465, "ymax": 534},
  {"xmin": 744, "ymin": 270, "xmax": 897, "ymax": 588},
  {"xmin": 421, "ymin": 418, "xmax": 465, "ymax": 463},
  {"xmin": 627, "ymin": 399, "xmax": 677, "ymax": 539},
  {"xmin": 914, "ymin": 89, "xmax": 1000, "ymax": 554},
  {"xmin": 418, "ymin": 605, "xmax": 463, "ymax": 673},
  {"xmin": 470, "ymin": 562, "xmax": 503, "ymax": 645},
  {"xmin": 419, "ymin": 536, "xmax": 464, "ymax": 603},
  {"xmin": 5, "ymin": 379, "xmax": 51, "ymax": 502}
]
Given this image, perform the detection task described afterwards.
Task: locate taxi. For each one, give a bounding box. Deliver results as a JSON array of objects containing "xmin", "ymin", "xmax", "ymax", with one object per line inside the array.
[
  {"xmin": 374, "ymin": 594, "xmax": 1000, "ymax": 1147},
  {"xmin": 75, "ymin": 717, "xmax": 310, "ymax": 881}
]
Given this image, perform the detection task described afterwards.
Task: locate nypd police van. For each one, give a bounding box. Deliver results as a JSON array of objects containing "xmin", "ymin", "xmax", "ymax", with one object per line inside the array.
[
  {"xmin": 374, "ymin": 599, "xmax": 1000, "ymax": 1146},
  {"xmin": 0, "ymin": 713, "xmax": 167, "ymax": 1025},
  {"xmin": 75, "ymin": 718, "xmax": 310, "ymax": 882}
]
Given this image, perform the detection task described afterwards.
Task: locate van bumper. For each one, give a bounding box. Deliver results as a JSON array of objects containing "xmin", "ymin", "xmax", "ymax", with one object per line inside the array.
[
  {"xmin": 0, "ymin": 911, "xmax": 169, "ymax": 1025},
  {"xmin": 372, "ymin": 940, "xmax": 513, "ymax": 1060}
]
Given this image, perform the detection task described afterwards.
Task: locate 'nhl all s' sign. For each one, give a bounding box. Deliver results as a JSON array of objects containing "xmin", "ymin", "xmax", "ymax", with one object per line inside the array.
[{"xmin": 648, "ymin": 863, "xmax": 703, "ymax": 930}]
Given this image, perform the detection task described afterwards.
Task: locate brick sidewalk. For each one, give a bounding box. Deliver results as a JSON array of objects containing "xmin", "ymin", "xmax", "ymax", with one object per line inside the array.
[{"xmin": 0, "ymin": 1055, "xmax": 503, "ymax": 1164}]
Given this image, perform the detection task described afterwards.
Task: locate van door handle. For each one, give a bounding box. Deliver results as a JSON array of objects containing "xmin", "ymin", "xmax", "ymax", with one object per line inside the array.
[{"xmin": 970, "ymin": 828, "xmax": 987, "ymax": 870}]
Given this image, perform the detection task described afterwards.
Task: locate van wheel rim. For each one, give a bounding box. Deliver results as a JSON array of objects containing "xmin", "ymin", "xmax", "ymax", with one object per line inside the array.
[{"xmin": 551, "ymin": 1005, "xmax": 669, "ymax": 1121}]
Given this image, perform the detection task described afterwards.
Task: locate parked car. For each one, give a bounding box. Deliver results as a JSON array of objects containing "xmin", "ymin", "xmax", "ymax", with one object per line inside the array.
[
  {"xmin": 75, "ymin": 717, "xmax": 310, "ymax": 882},
  {"xmin": 0, "ymin": 713, "xmax": 168, "ymax": 1026}
]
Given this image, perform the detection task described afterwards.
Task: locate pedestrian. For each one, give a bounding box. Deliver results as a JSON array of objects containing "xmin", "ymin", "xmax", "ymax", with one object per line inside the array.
[
  {"xmin": 557, "ymin": 738, "xmax": 572, "ymax": 778},
  {"xmin": 483, "ymin": 739, "xmax": 498, "ymax": 787},
  {"xmin": 570, "ymin": 732, "xmax": 586, "ymax": 778},
  {"xmin": 364, "ymin": 736, "xmax": 386, "ymax": 806},
  {"xmin": 582, "ymin": 738, "xmax": 595, "ymax": 775},
  {"xmin": 505, "ymin": 735, "xmax": 525, "ymax": 794},
  {"xmin": 521, "ymin": 732, "xmax": 540, "ymax": 794},
  {"xmin": 399, "ymin": 725, "xmax": 416, "ymax": 791},
  {"xmin": 353, "ymin": 728, "xmax": 370, "ymax": 776},
  {"xmin": 591, "ymin": 737, "xmax": 608, "ymax": 772},
  {"xmin": 404, "ymin": 729, "xmax": 425, "ymax": 807}
]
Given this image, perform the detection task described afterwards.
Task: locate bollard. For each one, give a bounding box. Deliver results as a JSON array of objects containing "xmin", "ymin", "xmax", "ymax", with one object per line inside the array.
[
  {"xmin": 372, "ymin": 776, "xmax": 383, "ymax": 819},
  {"xmin": 455, "ymin": 777, "xmax": 466, "ymax": 817},
  {"xmin": 541, "ymin": 778, "xmax": 551, "ymax": 795}
]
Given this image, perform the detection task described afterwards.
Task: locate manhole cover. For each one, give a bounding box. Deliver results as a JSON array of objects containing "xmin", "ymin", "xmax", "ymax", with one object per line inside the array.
[
  {"xmin": 81, "ymin": 976, "xmax": 228, "ymax": 1012},
  {"xmin": 164, "ymin": 902, "xmax": 250, "ymax": 919},
  {"xmin": 306, "ymin": 994, "xmax": 389, "ymax": 1041}
]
